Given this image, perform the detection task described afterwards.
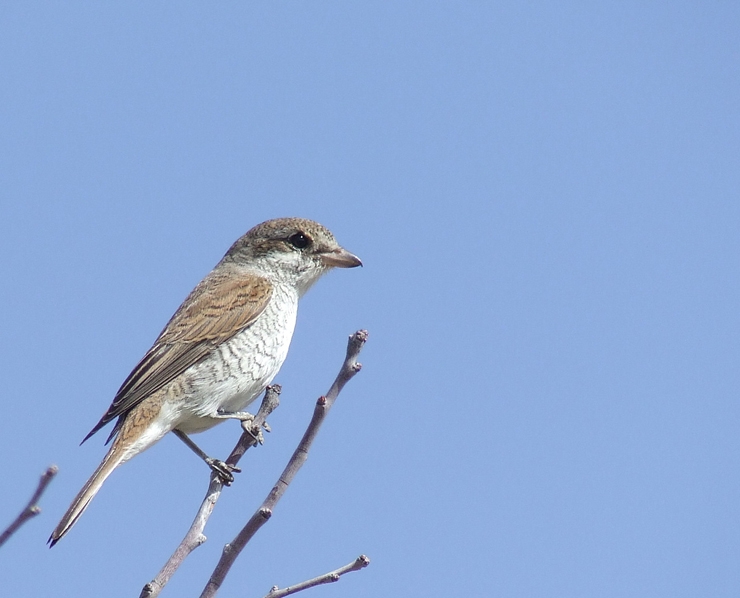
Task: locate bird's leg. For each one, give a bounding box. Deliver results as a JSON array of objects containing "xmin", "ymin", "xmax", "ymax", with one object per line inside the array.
[
  {"xmin": 171, "ymin": 429, "xmax": 240, "ymax": 485},
  {"xmin": 213, "ymin": 409, "xmax": 254, "ymax": 423},
  {"xmin": 214, "ymin": 409, "xmax": 267, "ymax": 443}
]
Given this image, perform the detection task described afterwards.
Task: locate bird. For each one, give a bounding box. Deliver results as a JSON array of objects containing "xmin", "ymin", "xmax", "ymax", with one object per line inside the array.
[{"xmin": 49, "ymin": 217, "xmax": 361, "ymax": 546}]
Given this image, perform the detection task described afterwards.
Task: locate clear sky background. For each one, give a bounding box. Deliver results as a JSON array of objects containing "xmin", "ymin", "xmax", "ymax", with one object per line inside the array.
[{"xmin": 1, "ymin": 3, "xmax": 739, "ymax": 597}]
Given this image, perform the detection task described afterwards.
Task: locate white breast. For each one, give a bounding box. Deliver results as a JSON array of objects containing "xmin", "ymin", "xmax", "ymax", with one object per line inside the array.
[{"xmin": 174, "ymin": 283, "xmax": 298, "ymax": 433}]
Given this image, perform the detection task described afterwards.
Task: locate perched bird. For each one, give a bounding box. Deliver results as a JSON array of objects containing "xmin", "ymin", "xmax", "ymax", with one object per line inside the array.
[{"xmin": 49, "ymin": 217, "xmax": 361, "ymax": 546}]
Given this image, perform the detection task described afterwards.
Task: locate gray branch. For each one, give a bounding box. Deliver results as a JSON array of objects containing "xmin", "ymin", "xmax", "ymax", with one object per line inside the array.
[
  {"xmin": 0, "ymin": 465, "xmax": 58, "ymax": 548},
  {"xmin": 139, "ymin": 385, "xmax": 282, "ymax": 598},
  {"xmin": 264, "ymin": 555, "xmax": 370, "ymax": 598},
  {"xmin": 200, "ymin": 329, "xmax": 368, "ymax": 598}
]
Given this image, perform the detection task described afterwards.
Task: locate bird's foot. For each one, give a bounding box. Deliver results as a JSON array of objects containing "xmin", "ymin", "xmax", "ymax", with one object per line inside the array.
[
  {"xmin": 215, "ymin": 409, "xmax": 267, "ymax": 443},
  {"xmin": 205, "ymin": 457, "xmax": 241, "ymax": 485},
  {"xmin": 242, "ymin": 421, "xmax": 265, "ymax": 444},
  {"xmin": 240, "ymin": 418, "xmax": 272, "ymax": 444}
]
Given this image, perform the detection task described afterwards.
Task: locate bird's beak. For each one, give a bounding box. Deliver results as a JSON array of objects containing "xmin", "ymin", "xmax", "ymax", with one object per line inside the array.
[{"xmin": 320, "ymin": 247, "xmax": 363, "ymax": 268}]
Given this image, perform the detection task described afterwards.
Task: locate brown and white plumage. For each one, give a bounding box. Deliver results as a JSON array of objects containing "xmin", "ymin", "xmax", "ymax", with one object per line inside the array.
[
  {"xmin": 50, "ymin": 217, "xmax": 361, "ymax": 546},
  {"xmin": 83, "ymin": 271, "xmax": 274, "ymax": 444}
]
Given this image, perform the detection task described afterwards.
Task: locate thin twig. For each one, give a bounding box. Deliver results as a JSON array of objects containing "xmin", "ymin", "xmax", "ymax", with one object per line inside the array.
[
  {"xmin": 0, "ymin": 465, "xmax": 58, "ymax": 548},
  {"xmin": 200, "ymin": 329, "xmax": 368, "ymax": 598},
  {"xmin": 139, "ymin": 385, "xmax": 281, "ymax": 598},
  {"xmin": 264, "ymin": 555, "xmax": 370, "ymax": 598}
]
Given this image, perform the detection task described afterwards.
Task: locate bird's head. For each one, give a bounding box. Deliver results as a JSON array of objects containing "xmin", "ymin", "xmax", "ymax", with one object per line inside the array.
[{"xmin": 224, "ymin": 217, "xmax": 362, "ymax": 295}]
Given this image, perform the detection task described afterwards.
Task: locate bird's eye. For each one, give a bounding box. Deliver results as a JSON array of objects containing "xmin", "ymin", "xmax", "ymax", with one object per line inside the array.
[{"xmin": 288, "ymin": 232, "xmax": 311, "ymax": 249}]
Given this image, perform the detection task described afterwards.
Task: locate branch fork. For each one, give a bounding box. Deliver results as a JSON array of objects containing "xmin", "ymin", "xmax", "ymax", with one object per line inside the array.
[{"xmin": 140, "ymin": 330, "xmax": 370, "ymax": 598}]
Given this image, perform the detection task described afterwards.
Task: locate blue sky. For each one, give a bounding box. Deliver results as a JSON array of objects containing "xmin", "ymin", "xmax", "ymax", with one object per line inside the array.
[{"xmin": 1, "ymin": 3, "xmax": 739, "ymax": 597}]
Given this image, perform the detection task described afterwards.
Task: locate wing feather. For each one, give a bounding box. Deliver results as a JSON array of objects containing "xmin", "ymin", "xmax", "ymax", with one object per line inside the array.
[{"xmin": 82, "ymin": 270, "xmax": 273, "ymax": 443}]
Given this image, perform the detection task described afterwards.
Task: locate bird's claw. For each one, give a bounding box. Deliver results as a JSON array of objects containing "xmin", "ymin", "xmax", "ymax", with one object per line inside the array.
[
  {"xmin": 240, "ymin": 419, "xmax": 265, "ymax": 444},
  {"xmin": 206, "ymin": 457, "xmax": 241, "ymax": 485}
]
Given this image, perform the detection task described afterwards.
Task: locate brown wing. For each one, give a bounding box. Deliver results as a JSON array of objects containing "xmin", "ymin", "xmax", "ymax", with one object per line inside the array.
[{"xmin": 82, "ymin": 270, "xmax": 273, "ymax": 444}]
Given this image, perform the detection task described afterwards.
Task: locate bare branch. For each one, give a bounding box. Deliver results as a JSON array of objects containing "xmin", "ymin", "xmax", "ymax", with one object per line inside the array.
[
  {"xmin": 139, "ymin": 385, "xmax": 282, "ymax": 598},
  {"xmin": 265, "ymin": 555, "xmax": 370, "ymax": 598},
  {"xmin": 0, "ymin": 465, "xmax": 58, "ymax": 548},
  {"xmin": 200, "ymin": 329, "xmax": 368, "ymax": 598}
]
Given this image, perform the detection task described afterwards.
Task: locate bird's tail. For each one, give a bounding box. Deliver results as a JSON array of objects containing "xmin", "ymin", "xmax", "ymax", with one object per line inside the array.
[{"xmin": 48, "ymin": 441, "xmax": 126, "ymax": 547}]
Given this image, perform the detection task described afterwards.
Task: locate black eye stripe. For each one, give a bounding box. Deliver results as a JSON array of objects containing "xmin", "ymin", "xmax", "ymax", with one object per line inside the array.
[{"xmin": 288, "ymin": 232, "xmax": 310, "ymax": 249}]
